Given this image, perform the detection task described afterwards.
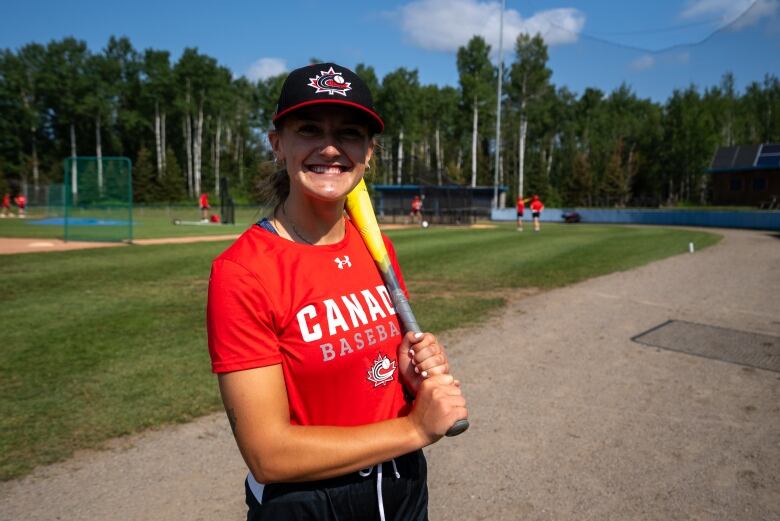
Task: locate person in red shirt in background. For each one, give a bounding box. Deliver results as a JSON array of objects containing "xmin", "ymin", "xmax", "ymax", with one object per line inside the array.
[
  {"xmin": 409, "ymin": 194, "xmax": 423, "ymax": 225},
  {"xmin": 1, "ymin": 192, "xmax": 10, "ymax": 218},
  {"xmin": 14, "ymin": 193, "xmax": 26, "ymax": 219},
  {"xmin": 530, "ymin": 194, "xmax": 544, "ymax": 232},
  {"xmin": 199, "ymin": 192, "xmax": 210, "ymax": 222},
  {"xmin": 516, "ymin": 195, "xmax": 525, "ymax": 231}
]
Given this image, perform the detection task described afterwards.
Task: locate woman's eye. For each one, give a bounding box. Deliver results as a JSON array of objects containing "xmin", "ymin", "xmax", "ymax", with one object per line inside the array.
[
  {"xmin": 297, "ymin": 125, "xmax": 320, "ymax": 136},
  {"xmin": 340, "ymin": 128, "xmax": 365, "ymax": 139}
]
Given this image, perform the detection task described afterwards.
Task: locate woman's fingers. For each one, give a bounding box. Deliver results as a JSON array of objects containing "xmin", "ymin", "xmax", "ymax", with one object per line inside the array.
[
  {"xmin": 408, "ymin": 332, "xmax": 450, "ymax": 377},
  {"xmin": 410, "ymin": 374, "xmax": 468, "ymax": 441}
]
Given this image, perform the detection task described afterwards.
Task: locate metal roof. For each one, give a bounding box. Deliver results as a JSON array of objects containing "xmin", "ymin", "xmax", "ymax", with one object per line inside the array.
[{"xmin": 709, "ymin": 143, "xmax": 780, "ymax": 173}]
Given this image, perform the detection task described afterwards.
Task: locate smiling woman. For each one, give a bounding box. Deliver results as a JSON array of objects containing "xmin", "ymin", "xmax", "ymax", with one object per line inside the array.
[{"xmin": 206, "ymin": 62, "xmax": 467, "ymax": 520}]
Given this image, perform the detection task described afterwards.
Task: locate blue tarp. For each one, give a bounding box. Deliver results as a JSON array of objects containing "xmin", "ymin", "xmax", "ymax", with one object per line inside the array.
[
  {"xmin": 28, "ymin": 217, "xmax": 132, "ymax": 226},
  {"xmin": 491, "ymin": 208, "xmax": 780, "ymax": 231}
]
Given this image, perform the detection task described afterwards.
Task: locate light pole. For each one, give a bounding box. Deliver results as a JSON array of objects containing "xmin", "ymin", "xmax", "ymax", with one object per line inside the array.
[{"xmin": 492, "ymin": 0, "xmax": 505, "ymax": 209}]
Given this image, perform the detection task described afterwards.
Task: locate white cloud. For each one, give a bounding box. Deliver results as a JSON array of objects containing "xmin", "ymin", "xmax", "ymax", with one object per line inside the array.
[
  {"xmin": 630, "ymin": 55, "xmax": 655, "ymax": 71},
  {"xmin": 680, "ymin": 0, "xmax": 778, "ymax": 28},
  {"xmin": 730, "ymin": 0, "xmax": 780, "ymax": 29},
  {"xmin": 680, "ymin": 0, "xmax": 752, "ymax": 21},
  {"xmin": 245, "ymin": 58, "xmax": 287, "ymax": 81},
  {"xmin": 398, "ymin": 0, "xmax": 585, "ymax": 54}
]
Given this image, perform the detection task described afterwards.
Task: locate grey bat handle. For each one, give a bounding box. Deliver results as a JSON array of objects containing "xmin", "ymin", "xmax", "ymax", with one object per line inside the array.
[{"xmin": 386, "ymin": 274, "xmax": 469, "ymax": 437}]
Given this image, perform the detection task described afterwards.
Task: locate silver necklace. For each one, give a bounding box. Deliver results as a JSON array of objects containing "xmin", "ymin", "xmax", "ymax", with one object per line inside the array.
[{"xmin": 281, "ymin": 202, "xmax": 314, "ymax": 245}]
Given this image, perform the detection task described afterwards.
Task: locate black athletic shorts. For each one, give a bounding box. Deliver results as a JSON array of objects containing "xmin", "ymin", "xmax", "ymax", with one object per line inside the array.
[
  {"xmin": 245, "ymin": 450, "xmax": 428, "ymax": 521},
  {"xmin": 532, "ymin": 211, "xmax": 540, "ymax": 218}
]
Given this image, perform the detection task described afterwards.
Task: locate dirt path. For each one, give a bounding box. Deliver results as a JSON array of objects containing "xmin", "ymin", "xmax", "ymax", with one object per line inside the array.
[
  {"xmin": 0, "ymin": 235, "xmax": 242, "ymax": 255},
  {"xmin": 1, "ymin": 228, "xmax": 778, "ymax": 520},
  {"xmin": 0, "ymin": 223, "xmax": 492, "ymax": 255},
  {"xmin": 0, "ymin": 237, "xmax": 124, "ymax": 255}
]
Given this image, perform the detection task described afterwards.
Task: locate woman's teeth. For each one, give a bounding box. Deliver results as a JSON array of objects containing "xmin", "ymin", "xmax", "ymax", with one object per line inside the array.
[{"xmin": 309, "ymin": 165, "xmax": 346, "ymax": 174}]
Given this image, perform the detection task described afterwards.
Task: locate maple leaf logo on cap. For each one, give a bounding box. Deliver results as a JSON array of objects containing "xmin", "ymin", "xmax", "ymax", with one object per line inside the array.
[{"xmin": 307, "ymin": 66, "xmax": 352, "ymax": 96}]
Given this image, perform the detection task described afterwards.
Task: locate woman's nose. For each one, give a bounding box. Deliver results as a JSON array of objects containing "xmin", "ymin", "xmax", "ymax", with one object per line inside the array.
[{"xmin": 319, "ymin": 143, "xmax": 341, "ymax": 159}]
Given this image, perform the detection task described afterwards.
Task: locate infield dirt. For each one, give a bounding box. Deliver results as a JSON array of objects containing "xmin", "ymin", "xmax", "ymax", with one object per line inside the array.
[{"xmin": 1, "ymin": 227, "xmax": 778, "ymax": 520}]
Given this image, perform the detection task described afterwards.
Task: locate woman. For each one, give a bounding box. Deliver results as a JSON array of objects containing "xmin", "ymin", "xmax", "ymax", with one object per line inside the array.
[
  {"xmin": 530, "ymin": 194, "xmax": 544, "ymax": 232},
  {"xmin": 516, "ymin": 195, "xmax": 525, "ymax": 231},
  {"xmin": 207, "ymin": 63, "xmax": 467, "ymax": 520}
]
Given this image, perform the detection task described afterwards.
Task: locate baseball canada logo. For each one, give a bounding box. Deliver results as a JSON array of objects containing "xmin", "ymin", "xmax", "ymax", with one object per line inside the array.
[
  {"xmin": 308, "ymin": 67, "xmax": 352, "ymax": 96},
  {"xmin": 367, "ymin": 352, "xmax": 396, "ymax": 387}
]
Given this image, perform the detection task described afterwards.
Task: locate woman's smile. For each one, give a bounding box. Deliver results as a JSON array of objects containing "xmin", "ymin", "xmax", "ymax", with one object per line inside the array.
[{"xmin": 305, "ymin": 164, "xmax": 350, "ymax": 174}]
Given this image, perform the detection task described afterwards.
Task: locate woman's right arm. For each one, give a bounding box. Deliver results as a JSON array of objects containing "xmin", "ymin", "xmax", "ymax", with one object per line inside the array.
[{"xmin": 218, "ymin": 364, "xmax": 465, "ymax": 484}]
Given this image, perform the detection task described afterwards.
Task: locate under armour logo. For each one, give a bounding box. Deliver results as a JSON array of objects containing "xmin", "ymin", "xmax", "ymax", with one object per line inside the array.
[{"xmin": 334, "ymin": 256, "xmax": 352, "ymax": 269}]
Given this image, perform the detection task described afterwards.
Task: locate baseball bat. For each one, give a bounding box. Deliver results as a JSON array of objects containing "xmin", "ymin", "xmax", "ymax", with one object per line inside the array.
[{"xmin": 345, "ymin": 178, "xmax": 469, "ymax": 437}]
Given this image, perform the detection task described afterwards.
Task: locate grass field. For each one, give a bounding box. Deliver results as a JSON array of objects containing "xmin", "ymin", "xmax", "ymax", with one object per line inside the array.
[
  {"xmin": 0, "ymin": 205, "xmax": 265, "ymax": 240},
  {"xmin": 0, "ymin": 223, "xmax": 721, "ymax": 480}
]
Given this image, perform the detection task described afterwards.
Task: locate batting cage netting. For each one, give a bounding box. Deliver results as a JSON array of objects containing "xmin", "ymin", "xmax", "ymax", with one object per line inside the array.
[{"xmin": 63, "ymin": 157, "xmax": 133, "ymax": 242}]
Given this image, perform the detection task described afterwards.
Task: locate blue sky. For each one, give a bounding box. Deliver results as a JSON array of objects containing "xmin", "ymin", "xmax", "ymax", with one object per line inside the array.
[{"xmin": 1, "ymin": 0, "xmax": 778, "ymax": 101}]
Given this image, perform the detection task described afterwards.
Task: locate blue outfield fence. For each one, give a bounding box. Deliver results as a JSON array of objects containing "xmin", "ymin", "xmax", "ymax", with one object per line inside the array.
[{"xmin": 491, "ymin": 208, "xmax": 780, "ymax": 231}]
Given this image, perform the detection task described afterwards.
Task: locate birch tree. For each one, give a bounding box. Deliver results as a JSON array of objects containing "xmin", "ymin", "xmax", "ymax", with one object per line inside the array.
[
  {"xmin": 457, "ymin": 37, "xmax": 496, "ymax": 187},
  {"xmin": 508, "ymin": 34, "xmax": 551, "ymax": 199},
  {"xmin": 142, "ymin": 50, "xmax": 174, "ymax": 178},
  {"xmin": 85, "ymin": 53, "xmax": 116, "ymax": 193},
  {"xmin": 43, "ymin": 38, "xmax": 90, "ymax": 203},
  {"xmin": 376, "ymin": 68, "xmax": 420, "ymax": 184},
  {"xmin": 103, "ymin": 37, "xmax": 143, "ymax": 159},
  {"xmin": 3, "ymin": 45, "xmax": 46, "ymax": 191},
  {"xmin": 175, "ymin": 49, "xmax": 223, "ymax": 197}
]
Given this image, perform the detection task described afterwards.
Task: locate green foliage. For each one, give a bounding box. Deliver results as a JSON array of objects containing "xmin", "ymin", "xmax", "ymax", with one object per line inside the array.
[
  {"xmin": 1, "ymin": 35, "xmax": 780, "ymax": 207},
  {"xmin": 376, "ymin": 67, "xmax": 421, "ymax": 183},
  {"xmin": 132, "ymin": 146, "xmax": 155, "ymax": 202},
  {"xmin": 159, "ymin": 147, "xmax": 186, "ymax": 200},
  {"xmin": 0, "ymin": 224, "xmax": 720, "ymax": 479}
]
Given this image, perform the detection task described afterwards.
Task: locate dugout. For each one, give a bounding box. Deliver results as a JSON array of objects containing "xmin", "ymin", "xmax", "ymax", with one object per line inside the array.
[
  {"xmin": 709, "ymin": 144, "xmax": 780, "ymax": 207},
  {"xmin": 371, "ymin": 184, "xmax": 507, "ymax": 224}
]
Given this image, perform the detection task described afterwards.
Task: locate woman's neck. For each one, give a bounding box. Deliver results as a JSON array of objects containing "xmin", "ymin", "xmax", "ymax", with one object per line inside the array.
[{"xmin": 275, "ymin": 195, "xmax": 346, "ymax": 246}]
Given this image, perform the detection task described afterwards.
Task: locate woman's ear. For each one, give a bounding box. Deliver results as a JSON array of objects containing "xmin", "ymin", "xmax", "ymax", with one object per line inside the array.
[
  {"xmin": 268, "ymin": 130, "xmax": 284, "ymax": 161},
  {"xmin": 365, "ymin": 138, "xmax": 375, "ymax": 164}
]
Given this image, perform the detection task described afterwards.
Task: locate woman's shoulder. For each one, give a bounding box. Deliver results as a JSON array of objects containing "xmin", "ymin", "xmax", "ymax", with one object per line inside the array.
[{"xmin": 213, "ymin": 224, "xmax": 283, "ymax": 273}]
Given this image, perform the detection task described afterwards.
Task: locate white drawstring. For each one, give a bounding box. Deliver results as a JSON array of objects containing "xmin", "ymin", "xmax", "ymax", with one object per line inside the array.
[
  {"xmin": 390, "ymin": 458, "xmax": 400, "ymax": 478},
  {"xmin": 358, "ymin": 459, "xmax": 400, "ymax": 521},
  {"xmin": 377, "ymin": 463, "xmax": 385, "ymax": 521}
]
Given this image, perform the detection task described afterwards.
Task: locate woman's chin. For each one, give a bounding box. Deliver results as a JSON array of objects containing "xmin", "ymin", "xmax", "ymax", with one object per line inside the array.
[{"xmin": 300, "ymin": 176, "xmax": 361, "ymax": 202}]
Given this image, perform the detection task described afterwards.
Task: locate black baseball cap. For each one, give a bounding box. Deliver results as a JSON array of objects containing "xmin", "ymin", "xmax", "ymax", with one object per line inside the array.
[{"xmin": 273, "ymin": 62, "xmax": 384, "ymax": 134}]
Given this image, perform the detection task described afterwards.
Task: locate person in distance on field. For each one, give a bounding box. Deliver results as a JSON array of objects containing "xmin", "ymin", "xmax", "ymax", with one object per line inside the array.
[
  {"xmin": 199, "ymin": 192, "xmax": 210, "ymax": 222},
  {"xmin": 410, "ymin": 194, "xmax": 423, "ymax": 225},
  {"xmin": 516, "ymin": 195, "xmax": 525, "ymax": 231},
  {"xmin": 530, "ymin": 194, "xmax": 544, "ymax": 232},
  {"xmin": 14, "ymin": 193, "xmax": 26, "ymax": 219},
  {"xmin": 1, "ymin": 192, "xmax": 10, "ymax": 218},
  {"xmin": 207, "ymin": 62, "xmax": 467, "ymax": 520}
]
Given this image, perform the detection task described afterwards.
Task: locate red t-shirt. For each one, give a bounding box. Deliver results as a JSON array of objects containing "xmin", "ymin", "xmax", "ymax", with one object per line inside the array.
[
  {"xmin": 516, "ymin": 199, "xmax": 524, "ymax": 213},
  {"xmin": 411, "ymin": 198, "xmax": 422, "ymax": 211},
  {"xmin": 2, "ymin": 194, "xmax": 9, "ymax": 208},
  {"xmin": 530, "ymin": 200, "xmax": 543, "ymax": 212},
  {"xmin": 207, "ymin": 220, "xmax": 411, "ymax": 427},
  {"xmin": 200, "ymin": 194, "xmax": 209, "ymax": 208},
  {"xmin": 14, "ymin": 195, "xmax": 26, "ymax": 208}
]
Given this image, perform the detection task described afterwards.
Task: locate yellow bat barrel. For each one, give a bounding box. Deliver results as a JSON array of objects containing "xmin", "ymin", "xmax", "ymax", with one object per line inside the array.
[{"xmin": 345, "ymin": 178, "xmax": 391, "ymax": 273}]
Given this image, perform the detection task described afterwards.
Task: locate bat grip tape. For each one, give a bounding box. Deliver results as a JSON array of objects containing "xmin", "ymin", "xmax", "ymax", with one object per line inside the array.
[{"xmin": 390, "ymin": 289, "xmax": 421, "ymax": 334}]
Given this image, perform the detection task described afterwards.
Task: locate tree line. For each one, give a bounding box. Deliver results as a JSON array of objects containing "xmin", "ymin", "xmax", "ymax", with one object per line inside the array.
[{"xmin": 1, "ymin": 35, "xmax": 778, "ymax": 207}]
